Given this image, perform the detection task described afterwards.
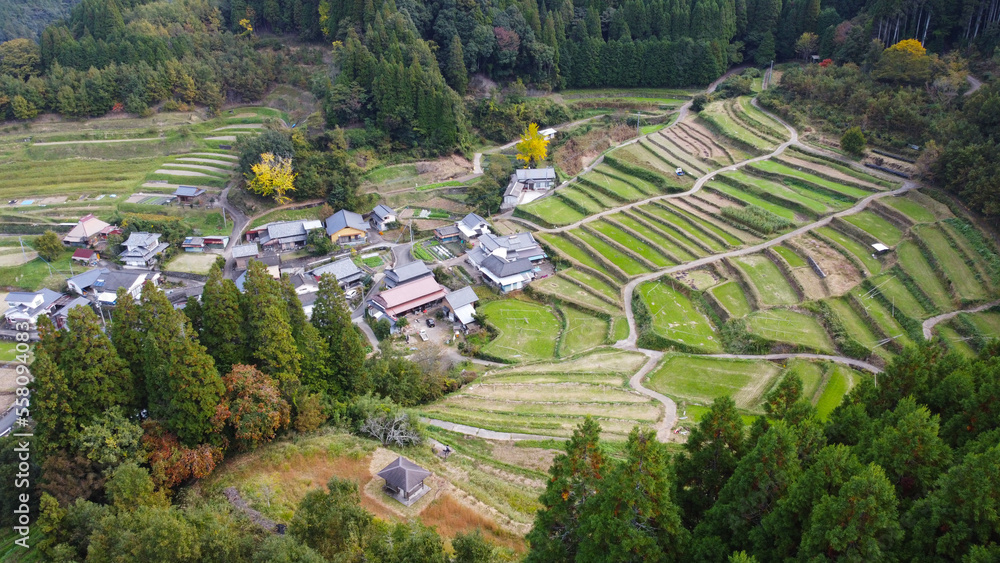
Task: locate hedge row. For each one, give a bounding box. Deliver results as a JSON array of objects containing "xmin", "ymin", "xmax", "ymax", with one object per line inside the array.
[
  {"xmin": 723, "ymin": 258, "xmax": 763, "ymax": 312},
  {"xmin": 764, "ymin": 247, "xmax": 806, "ymax": 303},
  {"xmin": 719, "ymin": 203, "xmax": 793, "ymax": 234},
  {"xmin": 720, "ymin": 318, "xmax": 772, "ymax": 354},
  {"xmin": 553, "ymin": 190, "xmax": 591, "ymax": 216}
]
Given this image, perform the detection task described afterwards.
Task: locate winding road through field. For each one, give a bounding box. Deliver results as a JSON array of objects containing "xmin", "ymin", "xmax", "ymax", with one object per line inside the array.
[{"xmin": 922, "ymin": 299, "xmax": 1000, "ymax": 339}]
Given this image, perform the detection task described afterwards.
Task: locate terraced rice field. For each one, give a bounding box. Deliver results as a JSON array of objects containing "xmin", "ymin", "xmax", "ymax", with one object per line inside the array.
[
  {"xmin": 915, "ymin": 225, "xmax": 989, "ymax": 302},
  {"xmin": 746, "ymin": 309, "xmax": 835, "ymax": 353},
  {"xmin": 533, "ymin": 275, "xmax": 617, "ymax": 315},
  {"xmin": 519, "ymin": 195, "xmax": 586, "ymax": 226},
  {"xmin": 962, "ymin": 310, "xmax": 1000, "ymax": 338},
  {"xmin": 422, "ymin": 350, "xmax": 659, "ymax": 440},
  {"xmin": 638, "ymin": 281, "xmax": 723, "ymax": 352},
  {"xmin": 786, "ymin": 360, "xmax": 825, "ymax": 404},
  {"xmin": 646, "ymin": 136, "xmax": 709, "ymax": 176},
  {"xmin": 866, "ymin": 273, "xmax": 928, "ymax": 319},
  {"xmin": 537, "ymin": 233, "xmax": 614, "ymax": 278},
  {"xmin": 938, "ymin": 324, "xmax": 978, "ymax": 357},
  {"xmin": 591, "ymin": 220, "xmax": 675, "ymax": 267},
  {"xmin": 559, "ymin": 306, "xmax": 609, "ymax": 356},
  {"xmin": 737, "ymin": 97, "xmax": 789, "ymax": 140},
  {"xmin": 749, "ymin": 160, "xmax": 874, "ymax": 198},
  {"xmin": 643, "ymin": 203, "xmax": 749, "ymax": 246},
  {"xmin": 851, "ymin": 293, "xmax": 913, "ymax": 348},
  {"xmin": 597, "ymin": 165, "xmax": 660, "ymax": 195},
  {"xmin": 638, "ymin": 204, "xmax": 732, "ymax": 251},
  {"xmin": 580, "ymin": 170, "xmax": 649, "ymax": 201},
  {"xmin": 882, "ymin": 193, "xmax": 944, "ymax": 223},
  {"xmin": 828, "ymin": 298, "xmax": 880, "ymax": 350},
  {"xmin": 700, "ymin": 101, "xmax": 776, "ymax": 152},
  {"xmin": 609, "ymin": 215, "xmax": 699, "ymax": 261},
  {"xmin": 573, "ymin": 182, "xmax": 622, "ymax": 208},
  {"xmin": 722, "ymin": 171, "xmax": 831, "ymax": 214},
  {"xmin": 479, "ymin": 300, "xmax": 561, "ymax": 362},
  {"xmin": 571, "ymin": 228, "xmax": 650, "ymax": 276},
  {"xmin": 815, "ymin": 365, "xmax": 858, "ymax": 420},
  {"xmin": 710, "ymin": 183, "xmax": 799, "ymax": 222},
  {"xmin": 620, "ymin": 144, "xmax": 687, "ymax": 178},
  {"xmin": 773, "ymin": 245, "xmax": 807, "ymax": 268},
  {"xmin": 558, "ymin": 186, "xmax": 607, "ymax": 214},
  {"xmin": 711, "ymin": 281, "xmax": 752, "ymax": 318},
  {"xmin": 562, "ymin": 268, "xmax": 621, "ymax": 303},
  {"xmin": 733, "ymin": 254, "xmax": 799, "ymax": 306},
  {"xmin": 843, "ymin": 211, "xmax": 903, "ymax": 246},
  {"xmin": 896, "ymin": 241, "xmax": 953, "ymax": 310},
  {"xmin": 646, "ymin": 355, "xmax": 780, "ymax": 410},
  {"xmin": 816, "ymin": 226, "xmax": 883, "ymax": 275}
]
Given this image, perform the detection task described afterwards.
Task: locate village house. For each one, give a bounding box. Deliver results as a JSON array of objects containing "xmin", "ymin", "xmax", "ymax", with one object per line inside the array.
[
  {"xmin": 368, "ymin": 276, "xmax": 447, "ymax": 322},
  {"xmin": 369, "ymin": 204, "xmax": 396, "ymax": 231},
  {"xmin": 51, "ymin": 297, "xmax": 93, "ymax": 329},
  {"xmin": 287, "ymin": 272, "xmax": 319, "ymax": 295},
  {"xmin": 3, "ymin": 290, "xmax": 65, "ymax": 328},
  {"xmin": 309, "ymin": 257, "xmax": 363, "ymax": 290},
  {"xmin": 456, "ymin": 213, "xmax": 491, "ymax": 241},
  {"xmin": 443, "ymin": 286, "xmax": 479, "ymax": 327},
  {"xmin": 501, "ymin": 167, "xmax": 556, "ymax": 210},
  {"xmin": 119, "ymin": 232, "xmax": 168, "ymax": 268},
  {"xmin": 182, "ymin": 237, "xmax": 205, "ymax": 252},
  {"xmin": 539, "ymin": 127, "xmax": 557, "ymax": 140},
  {"xmin": 67, "ymin": 268, "xmax": 158, "ymax": 305},
  {"xmin": 62, "ymin": 214, "xmax": 112, "ymax": 247},
  {"xmin": 433, "ymin": 224, "xmax": 462, "ymax": 243},
  {"xmin": 246, "ymin": 220, "xmax": 324, "ymax": 252},
  {"xmin": 466, "ymin": 232, "xmax": 546, "ymax": 293},
  {"xmin": 173, "ymin": 186, "xmax": 206, "ymax": 203},
  {"xmin": 232, "ymin": 243, "xmax": 261, "ymax": 269},
  {"xmin": 383, "ymin": 261, "xmax": 433, "ymax": 289},
  {"xmin": 377, "ymin": 456, "xmax": 431, "ymax": 506},
  {"xmin": 325, "ymin": 210, "xmax": 368, "ymax": 246},
  {"xmin": 71, "ymin": 248, "xmax": 99, "ymax": 266}
]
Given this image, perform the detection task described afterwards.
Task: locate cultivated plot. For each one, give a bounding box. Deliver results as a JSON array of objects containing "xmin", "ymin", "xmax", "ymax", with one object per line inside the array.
[
  {"xmin": 637, "ymin": 281, "xmax": 722, "ymax": 352},
  {"xmin": 479, "ymin": 300, "xmax": 561, "ymax": 362},
  {"xmin": 646, "ymin": 355, "xmax": 781, "ymax": 410},
  {"xmin": 746, "ymin": 309, "xmax": 835, "ymax": 353}
]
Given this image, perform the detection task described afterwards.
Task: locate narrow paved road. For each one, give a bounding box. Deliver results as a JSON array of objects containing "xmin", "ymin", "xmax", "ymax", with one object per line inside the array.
[
  {"xmin": 922, "ymin": 300, "xmax": 1000, "ymax": 339},
  {"xmin": 966, "ymin": 74, "xmax": 983, "ymax": 96},
  {"xmin": 702, "ymin": 353, "xmax": 882, "ymax": 373}
]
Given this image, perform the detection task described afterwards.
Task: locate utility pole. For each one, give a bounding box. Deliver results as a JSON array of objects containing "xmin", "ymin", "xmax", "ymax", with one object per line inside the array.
[
  {"xmin": 17, "ymin": 237, "xmax": 26, "ymax": 263},
  {"xmin": 636, "ymin": 111, "xmax": 641, "ymax": 136}
]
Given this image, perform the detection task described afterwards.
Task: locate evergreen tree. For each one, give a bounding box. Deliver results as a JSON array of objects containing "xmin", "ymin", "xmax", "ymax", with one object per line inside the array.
[
  {"xmin": 762, "ymin": 371, "xmax": 803, "ymax": 419},
  {"xmin": 674, "ymin": 396, "xmax": 746, "ymax": 526},
  {"xmin": 525, "ymin": 417, "xmax": 605, "ymax": 563},
  {"xmin": 34, "ymin": 308, "xmax": 133, "ymax": 453},
  {"xmin": 841, "ymin": 125, "xmax": 866, "ymax": 155},
  {"xmin": 140, "ymin": 286, "xmax": 225, "ymax": 447},
  {"xmin": 754, "ymin": 31, "xmax": 775, "ymax": 65},
  {"xmin": 311, "ymin": 274, "xmax": 366, "ymax": 396},
  {"xmin": 241, "ymin": 260, "xmax": 302, "ymax": 387},
  {"xmin": 798, "ymin": 464, "xmax": 902, "ymax": 560},
  {"xmin": 110, "ymin": 288, "xmax": 144, "ymax": 409},
  {"xmin": 445, "ymin": 34, "xmax": 468, "ymax": 95},
  {"xmin": 577, "ymin": 427, "xmax": 688, "ymax": 562},
  {"xmin": 199, "ymin": 263, "xmax": 247, "ymax": 373}
]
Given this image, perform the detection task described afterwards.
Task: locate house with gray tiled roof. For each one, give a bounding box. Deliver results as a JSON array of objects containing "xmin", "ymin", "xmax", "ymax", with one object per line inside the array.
[
  {"xmin": 120, "ymin": 232, "xmax": 169, "ymax": 268},
  {"xmin": 369, "ymin": 204, "xmax": 396, "ymax": 231},
  {"xmin": 246, "ymin": 220, "xmax": 324, "ymax": 251},
  {"xmin": 309, "ymin": 257, "xmax": 363, "ymax": 289},
  {"xmin": 501, "ymin": 167, "xmax": 556, "ymax": 210},
  {"xmin": 326, "ymin": 210, "xmax": 368, "ymax": 246}
]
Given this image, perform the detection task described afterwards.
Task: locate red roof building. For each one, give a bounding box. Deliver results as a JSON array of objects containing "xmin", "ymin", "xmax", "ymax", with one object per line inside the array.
[
  {"xmin": 71, "ymin": 248, "xmax": 99, "ymax": 264},
  {"xmin": 369, "ymin": 276, "xmax": 446, "ymax": 319}
]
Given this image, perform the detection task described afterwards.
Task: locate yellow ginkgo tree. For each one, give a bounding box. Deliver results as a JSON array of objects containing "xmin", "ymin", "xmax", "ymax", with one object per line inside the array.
[
  {"xmin": 246, "ymin": 152, "xmax": 296, "ymax": 204},
  {"xmin": 515, "ymin": 122, "xmax": 549, "ymax": 168}
]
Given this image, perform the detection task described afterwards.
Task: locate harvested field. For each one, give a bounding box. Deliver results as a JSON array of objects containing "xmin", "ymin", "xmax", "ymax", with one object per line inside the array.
[
  {"xmin": 479, "ymin": 301, "xmax": 561, "ymax": 362},
  {"xmin": 638, "ymin": 281, "xmax": 722, "ymax": 352},
  {"xmin": 746, "ymin": 309, "xmax": 835, "ymax": 353},
  {"xmin": 647, "ymin": 355, "xmax": 780, "ymax": 410},
  {"xmin": 792, "ymin": 235, "xmax": 864, "ymax": 296},
  {"xmin": 711, "ymin": 281, "xmax": 752, "ymax": 318},
  {"xmin": 733, "ymin": 254, "xmax": 799, "ymax": 306},
  {"xmin": 896, "ymin": 241, "xmax": 953, "ymax": 310}
]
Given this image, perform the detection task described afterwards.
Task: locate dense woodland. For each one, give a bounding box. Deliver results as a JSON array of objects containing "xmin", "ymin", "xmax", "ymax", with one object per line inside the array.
[
  {"xmin": 526, "ymin": 343, "xmax": 1000, "ymax": 562},
  {"xmin": 0, "ymin": 259, "xmax": 510, "ymax": 560}
]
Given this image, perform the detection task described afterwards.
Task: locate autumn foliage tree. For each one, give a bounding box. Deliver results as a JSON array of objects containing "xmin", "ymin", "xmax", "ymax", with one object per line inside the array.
[
  {"xmin": 516, "ymin": 122, "xmax": 549, "ymax": 168},
  {"xmin": 247, "ymin": 152, "xmax": 296, "ymax": 204},
  {"xmin": 218, "ymin": 364, "xmax": 290, "ymax": 451},
  {"xmin": 874, "ymin": 39, "xmax": 933, "ymax": 85}
]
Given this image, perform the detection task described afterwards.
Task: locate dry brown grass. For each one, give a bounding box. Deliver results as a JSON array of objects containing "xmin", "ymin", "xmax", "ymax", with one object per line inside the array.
[
  {"xmin": 422, "ymin": 493, "xmax": 526, "ymax": 553},
  {"xmin": 553, "ymin": 124, "xmax": 635, "ymax": 176}
]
